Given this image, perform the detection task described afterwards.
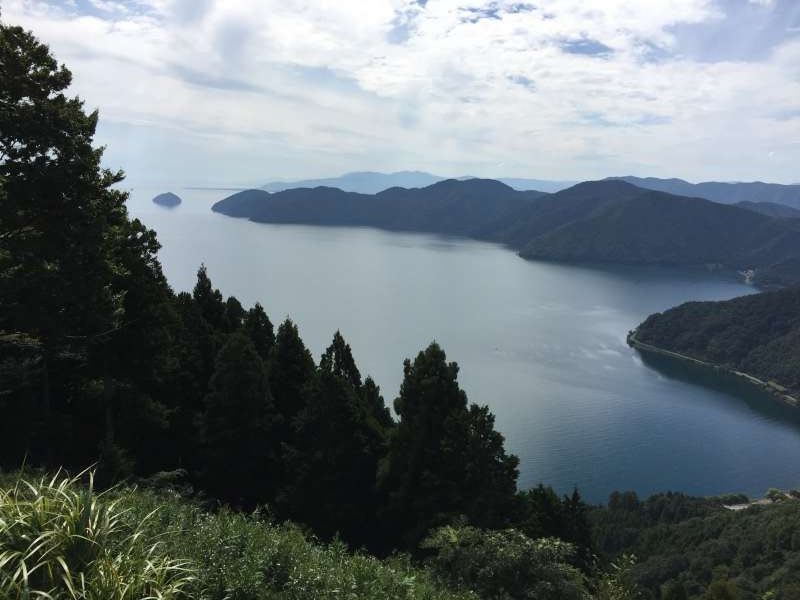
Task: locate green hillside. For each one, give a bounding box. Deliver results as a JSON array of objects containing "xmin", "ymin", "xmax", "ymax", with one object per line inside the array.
[{"xmin": 632, "ymin": 287, "xmax": 800, "ymax": 398}]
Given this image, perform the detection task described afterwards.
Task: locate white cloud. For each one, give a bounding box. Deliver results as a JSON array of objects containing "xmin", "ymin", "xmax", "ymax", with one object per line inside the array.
[{"xmin": 2, "ymin": 0, "xmax": 798, "ymax": 184}]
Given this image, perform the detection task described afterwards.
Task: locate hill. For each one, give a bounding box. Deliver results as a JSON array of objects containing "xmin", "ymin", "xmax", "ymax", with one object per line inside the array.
[
  {"xmin": 216, "ymin": 179, "xmax": 800, "ymax": 285},
  {"xmin": 261, "ymin": 171, "xmax": 575, "ymax": 194},
  {"xmin": 735, "ymin": 200, "xmax": 800, "ymax": 219},
  {"xmin": 612, "ymin": 176, "xmax": 800, "ymax": 209},
  {"xmin": 515, "ymin": 184, "xmax": 800, "ymax": 278},
  {"xmin": 214, "ymin": 179, "xmax": 548, "ymax": 236},
  {"xmin": 152, "ymin": 191, "xmax": 182, "ymax": 207},
  {"xmin": 590, "ymin": 489, "xmax": 800, "ymax": 599},
  {"xmin": 631, "ymin": 287, "xmax": 800, "ymax": 398}
]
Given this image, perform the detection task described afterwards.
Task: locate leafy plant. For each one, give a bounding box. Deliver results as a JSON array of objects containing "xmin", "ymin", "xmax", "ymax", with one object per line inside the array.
[
  {"xmin": 0, "ymin": 470, "xmax": 193, "ymax": 599},
  {"xmin": 422, "ymin": 525, "xmax": 589, "ymax": 600}
]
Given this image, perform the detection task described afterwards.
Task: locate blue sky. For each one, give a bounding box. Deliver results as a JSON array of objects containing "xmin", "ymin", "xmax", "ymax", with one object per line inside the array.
[{"xmin": 4, "ymin": 0, "xmax": 799, "ymax": 186}]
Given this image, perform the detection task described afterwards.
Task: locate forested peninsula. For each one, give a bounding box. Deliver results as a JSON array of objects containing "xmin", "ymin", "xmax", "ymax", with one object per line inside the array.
[
  {"xmin": 213, "ymin": 180, "xmax": 800, "ymax": 287},
  {"xmin": 630, "ymin": 287, "xmax": 800, "ymax": 403}
]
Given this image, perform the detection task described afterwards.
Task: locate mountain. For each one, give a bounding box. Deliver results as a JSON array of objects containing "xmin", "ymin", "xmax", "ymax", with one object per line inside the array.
[
  {"xmin": 610, "ymin": 176, "xmax": 800, "ymax": 209},
  {"xmin": 215, "ymin": 178, "xmax": 800, "ymax": 285},
  {"xmin": 262, "ymin": 171, "xmax": 576, "ymax": 194},
  {"xmin": 215, "ymin": 179, "xmax": 547, "ymax": 236},
  {"xmin": 631, "ymin": 286, "xmax": 800, "ymax": 398},
  {"xmin": 152, "ymin": 191, "xmax": 182, "ymax": 207},
  {"xmin": 734, "ymin": 201, "xmax": 800, "ymax": 219},
  {"xmin": 494, "ymin": 177, "xmax": 577, "ymax": 193},
  {"xmin": 262, "ymin": 171, "xmax": 444, "ymax": 194},
  {"xmin": 512, "ymin": 182, "xmax": 800, "ymax": 279}
]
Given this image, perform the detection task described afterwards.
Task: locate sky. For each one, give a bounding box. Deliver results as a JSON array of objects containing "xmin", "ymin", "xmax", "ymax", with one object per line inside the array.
[{"xmin": 3, "ymin": 0, "xmax": 800, "ymax": 187}]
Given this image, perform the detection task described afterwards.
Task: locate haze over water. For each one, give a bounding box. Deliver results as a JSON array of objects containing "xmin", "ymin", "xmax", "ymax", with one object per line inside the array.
[{"xmin": 129, "ymin": 187, "xmax": 800, "ymax": 503}]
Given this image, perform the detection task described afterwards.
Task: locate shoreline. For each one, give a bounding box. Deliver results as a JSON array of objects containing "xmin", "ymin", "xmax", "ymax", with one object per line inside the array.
[{"xmin": 627, "ymin": 329, "xmax": 800, "ymax": 408}]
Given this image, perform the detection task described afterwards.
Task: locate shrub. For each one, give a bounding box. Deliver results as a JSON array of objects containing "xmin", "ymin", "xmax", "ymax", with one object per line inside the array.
[
  {"xmin": 0, "ymin": 470, "xmax": 194, "ymax": 599},
  {"xmin": 421, "ymin": 525, "xmax": 588, "ymax": 600}
]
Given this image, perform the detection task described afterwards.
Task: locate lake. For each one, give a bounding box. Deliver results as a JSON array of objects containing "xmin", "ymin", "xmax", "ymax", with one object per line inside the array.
[{"xmin": 128, "ymin": 187, "xmax": 800, "ymax": 503}]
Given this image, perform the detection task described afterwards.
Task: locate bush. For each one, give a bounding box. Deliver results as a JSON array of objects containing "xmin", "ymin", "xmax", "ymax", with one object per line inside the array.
[
  {"xmin": 116, "ymin": 486, "xmax": 475, "ymax": 600},
  {"xmin": 0, "ymin": 470, "xmax": 193, "ymax": 599},
  {"xmin": 421, "ymin": 525, "xmax": 588, "ymax": 600}
]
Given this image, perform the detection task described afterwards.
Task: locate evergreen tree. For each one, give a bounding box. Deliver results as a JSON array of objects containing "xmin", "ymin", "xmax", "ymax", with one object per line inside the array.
[
  {"xmin": 224, "ymin": 296, "xmax": 246, "ymax": 331},
  {"xmin": 166, "ymin": 292, "xmax": 218, "ymax": 468},
  {"xmin": 561, "ymin": 487, "xmax": 592, "ymax": 564},
  {"xmin": 319, "ymin": 330, "xmax": 362, "ymax": 388},
  {"xmin": 0, "ymin": 21, "xmax": 169, "ymax": 469},
  {"xmin": 362, "ymin": 376, "xmax": 394, "ymax": 430},
  {"xmin": 281, "ymin": 361, "xmax": 387, "ymax": 548},
  {"xmin": 202, "ymin": 333, "xmax": 277, "ymax": 505},
  {"xmin": 244, "ymin": 302, "xmax": 275, "ymax": 361},
  {"xmin": 269, "ymin": 319, "xmax": 315, "ymax": 424},
  {"xmin": 192, "ymin": 264, "xmax": 226, "ymax": 330},
  {"xmin": 380, "ymin": 342, "xmax": 519, "ymax": 548}
]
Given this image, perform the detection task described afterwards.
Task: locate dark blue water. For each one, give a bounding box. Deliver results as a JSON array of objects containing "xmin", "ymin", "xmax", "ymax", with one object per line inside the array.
[{"xmin": 128, "ymin": 187, "xmax": 800, "ymax": 503}]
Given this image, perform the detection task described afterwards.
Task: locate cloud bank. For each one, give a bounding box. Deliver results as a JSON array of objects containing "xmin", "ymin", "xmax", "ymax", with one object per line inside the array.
[{"xmin": 4, "ymin": 0, "xmax": 799, "ymax": 185}]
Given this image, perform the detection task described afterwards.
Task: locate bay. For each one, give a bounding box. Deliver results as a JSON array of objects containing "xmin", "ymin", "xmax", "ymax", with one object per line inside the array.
[{"xmin": 128, "ymin": 187, "xmax": 800, "ymax": 502}]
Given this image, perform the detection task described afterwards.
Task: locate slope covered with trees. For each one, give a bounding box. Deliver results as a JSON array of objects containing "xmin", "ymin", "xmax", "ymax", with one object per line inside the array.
[
  {"xmin": 214, "ymin": 179, "xmax": 547, "ymax": 236},
  {"xmin": 734, "ymin": 201, "xmax": 800, "ymax": 219},
  {"xmin": 214, "ymin": 180, "xmax": 800, "ymax": 286},
  {"xmin": 590, "ymin": 490, "xmax": 800, "ymax": 600},
  {"xmin": 516, "ymin": 187, "xmax": 800, "ymax": 274},
  {"xmin": 632, "ymin": 287, "xmax": 800, "ymax": 398}
]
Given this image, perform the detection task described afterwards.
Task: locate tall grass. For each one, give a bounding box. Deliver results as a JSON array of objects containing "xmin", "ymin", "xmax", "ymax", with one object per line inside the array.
[
  {"xmin": 1, "ymin": 471, "xmax": 473, "ymax": 600},
  {"xmin": 0, "ymin": 470, "xmax": 193, "ymax": 599},
  {"xmin": 122, "ymin": 488, "xmax": 477, "ymax": 600}
]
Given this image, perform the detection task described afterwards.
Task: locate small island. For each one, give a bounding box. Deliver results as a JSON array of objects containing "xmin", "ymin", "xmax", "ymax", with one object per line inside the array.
[{"xmin": 152, "ymin": 191, "xmax": 182, "ymax": 208}]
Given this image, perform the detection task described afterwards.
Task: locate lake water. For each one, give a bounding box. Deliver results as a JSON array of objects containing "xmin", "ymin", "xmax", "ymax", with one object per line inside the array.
[{"xmin": 128, "ymin": 187, "xmax": 800, "ymax": 503}]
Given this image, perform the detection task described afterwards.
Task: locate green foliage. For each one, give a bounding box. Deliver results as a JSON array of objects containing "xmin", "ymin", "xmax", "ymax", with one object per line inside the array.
[
  {"xmin": 269, "ymin": 318, "xmax": 316, "ymax": 425},
  {"xmin": 279, "ymin": 332, "xmax": 391, "ymax": 549},
  {"xmin": 114, "ymin": 484, "xmax": 476, "ymax": 600},
  {"xmin": 591, "ymin": 492, "xmax": 800, "ymax": 599},
  {"xmin": 380, "ymin": 343, "xmax": 519, "ymax": 548},
  {"xmin": 595, "ymin": 555, "xmax": 643, "ymax": 600},
  {"xmin": 422, "ymin": 525, "xmax": 588, "ymax": 600},
  {"xmin": 634, "ymin": 287, "xmax": 800, "ymax": 397},
  {"xmin": 0, "ymin": 19, "xmax": 174, "ymax": 473},
  {"xmin": 202, "ymin": 333, "xmax": 277, "ymax": 505},
  {"xmin": 704, "ymin": 580, "xmax": 740, "ymax": 600},
  {"xmin": 243, "ymin": 302, "xmax": 275, "ymax": 360},
  {"xmin": 0, "ymin": 470, "xmax": 193, "ymax": 599}
]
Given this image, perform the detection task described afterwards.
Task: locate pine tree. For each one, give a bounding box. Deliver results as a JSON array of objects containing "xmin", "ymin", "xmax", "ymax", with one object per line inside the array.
[
  {"xmin": 380, "ymin": 342, "xmax": 519, "ymax": 548},
  {"xmin": 244, "ymin": 302, "xmax": 275, "ymax": 361},
  {"xmin": 319, "ymin": 330, "xmax": 362, "ymax": 388},
  {"xmin": 202, "ymin": 333, "xmax": 277, "ymax": 505},
  {"xmin": 192, "ymin": 264, "xmax": 226, "ymax": 330},
  {"xmin": 281, "ymin": 364, "xmax": 387, "ymax": 547},
  {"xmin": 0, "ymin": 21, "xmax": 169, "ymax": 469},
  {"xmin": 224, "ymin": 296, "xmax": 246, "ymax": 331},
  {"xmin": 270, "ymin": 319, "xmax": 315, "ymax": 423}
]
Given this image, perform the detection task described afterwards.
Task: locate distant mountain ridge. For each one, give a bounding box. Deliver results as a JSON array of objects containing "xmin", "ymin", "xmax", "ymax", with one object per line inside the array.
[
  {"xmin": 213, "ymin": 178, "xmax": 800, "ymax": 286},
  {"xmin": 262, "ymin": 171, "xmax": 575, "ymax": 194},
  {"xmin": 216, "ymin": 179, "xmax": 547, "ymax": 236},
  {"xmin": 733, "ymin": 201, "xmax": 800, "ymax": 219},
  {"xmin": 610, "ymin": 176, "xmax": 800, "ymax": 209},
  {"xmin": 261, "ymin": 172, "xmax": 800, "ymax": 207}
]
